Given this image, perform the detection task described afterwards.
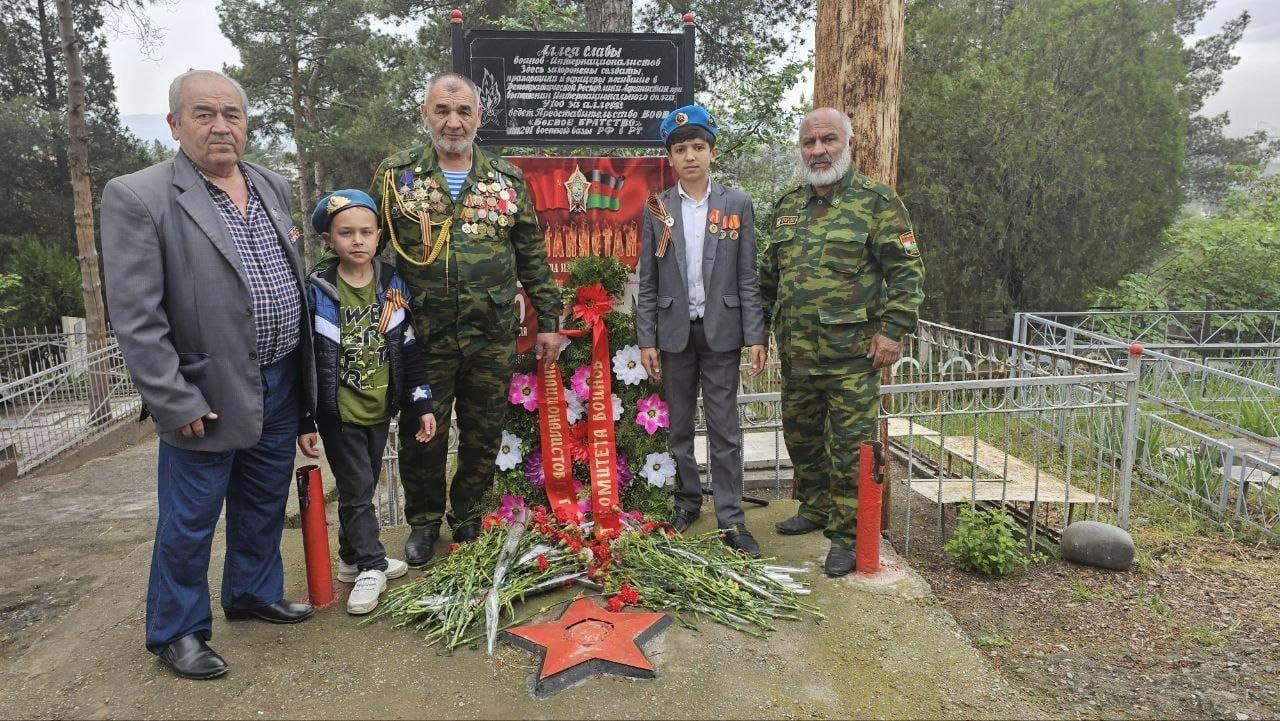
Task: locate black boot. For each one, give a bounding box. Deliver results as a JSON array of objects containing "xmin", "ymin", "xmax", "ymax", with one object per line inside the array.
[
  {"xmin": 672, "ymin": 508, "xmax": 700, "ymax": 533},
  {"xmin": 723, "ymin": 524, "xmax": 762, "ymax": 558},
  {"xmin": 452, "ymin": 520, "xmax": 481, "ymax": 542},
  {"xmin": 405, "ymin": 524, "xmax": 439, "ymax": 566},
  {"xmin": 824, "ymin": 546, "xmax": 856, "ymax": 576},
  {"xmin": 775, "ymin": 513, "xmax": 823, "ymax": 535}
]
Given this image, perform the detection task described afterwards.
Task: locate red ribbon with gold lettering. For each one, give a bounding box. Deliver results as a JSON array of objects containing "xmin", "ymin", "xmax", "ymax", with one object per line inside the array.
[
  {"xmin": 536, "ymin": 358, "xmax": 582, "ymax": 524},
  {"xmin": 542, "ymin": 283, "xmax": 621, "ymax": 535}
]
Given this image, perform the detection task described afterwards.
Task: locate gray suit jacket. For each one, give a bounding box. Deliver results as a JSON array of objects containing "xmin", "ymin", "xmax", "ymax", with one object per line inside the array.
[
  {"xmin": 636, "ymin": 180, "xmax": 767, "ymax": 353},
  {"xmin": 101, "ymin": 154, "xmax": 316, "ymax": 452}
]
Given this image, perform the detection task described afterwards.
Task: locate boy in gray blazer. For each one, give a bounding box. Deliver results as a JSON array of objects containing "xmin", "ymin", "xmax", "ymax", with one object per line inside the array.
[{"xmin": 636, "ymin": 105, "xmax": 768, "ymax": 557}]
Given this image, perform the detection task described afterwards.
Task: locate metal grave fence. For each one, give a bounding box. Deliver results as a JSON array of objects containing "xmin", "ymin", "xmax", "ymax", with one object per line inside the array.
[
  {"xmin": 1016, "ymin": 312, "xmax": 1280, "ymax": 537},
  {"xmin": 372, "ymin": 321, "xmax": 1143, "ymax": 557},
  {"xmin": 0, "ymin": 335, "xmax": 141, "ymax": 474}
]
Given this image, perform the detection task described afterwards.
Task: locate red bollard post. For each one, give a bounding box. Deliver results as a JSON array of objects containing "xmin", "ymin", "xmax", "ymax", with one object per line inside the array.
[
  {"xmin": 855, "ymin": 441, "xmax": 885, "ymax": 575},
  {"xmin": 296, "ymin": 464, "xmax": 334, "ymax": 608}
]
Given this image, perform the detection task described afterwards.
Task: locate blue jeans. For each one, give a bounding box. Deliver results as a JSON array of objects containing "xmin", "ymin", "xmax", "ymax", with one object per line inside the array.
[{"xmin": 145, "ymin": 353, "xmax": 299, "ymax": 652}]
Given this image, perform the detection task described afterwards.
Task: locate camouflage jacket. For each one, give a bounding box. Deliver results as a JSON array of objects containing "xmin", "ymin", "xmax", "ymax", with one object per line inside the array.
[
  {"xmin": 758, "ymin": 169, "xmax": 925, "ymax": 375},
  {"xmin": 369, "ymin": 142, "xmax": 562, "ymax": 357}
]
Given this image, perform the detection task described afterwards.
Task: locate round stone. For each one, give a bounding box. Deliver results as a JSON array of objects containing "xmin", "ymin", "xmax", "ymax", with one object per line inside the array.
[{"xmin": 1060, "ymin": 521, "xmax": 1135, "ymax": 571}]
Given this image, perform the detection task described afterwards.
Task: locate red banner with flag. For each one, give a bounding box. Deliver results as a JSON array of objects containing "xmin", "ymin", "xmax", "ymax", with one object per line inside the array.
[{"xmin": 508, "ymin": 156, "xmax": 673, "ymax": 283}]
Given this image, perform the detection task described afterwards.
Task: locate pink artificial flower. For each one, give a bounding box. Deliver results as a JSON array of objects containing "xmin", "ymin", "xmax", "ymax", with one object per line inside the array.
[
  {"xmin": 570, "ymin": 365, "xmax": 592, "ymax": 399},
  {"xmin": 507, "ymin": 373, "xmax": 539, "ymax": 412},
  {"xmin": 635, "ymin": 394, "xmax": 670, "ymax": 435},
  {"xmin": 496, "ymin": 493, "xmax": 528, "ymax": 523}
]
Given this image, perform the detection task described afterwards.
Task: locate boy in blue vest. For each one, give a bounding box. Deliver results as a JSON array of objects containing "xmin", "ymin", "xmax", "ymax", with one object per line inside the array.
[{"xmin": 298, "ymin": 189, "xmax": 435, "ymax": 614}]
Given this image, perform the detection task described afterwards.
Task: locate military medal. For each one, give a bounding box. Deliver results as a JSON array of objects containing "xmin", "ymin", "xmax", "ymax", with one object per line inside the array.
[
  {"xmin": 383, "ymin": 166, "xmax": 450, "ymax": 269},
  {"xmin": 725, "ymin": 214, "xmax": 741, "ymax": 240},
  {"xmin": 707, "ymin": 209, "xmax": 722, "ymax": 236}
]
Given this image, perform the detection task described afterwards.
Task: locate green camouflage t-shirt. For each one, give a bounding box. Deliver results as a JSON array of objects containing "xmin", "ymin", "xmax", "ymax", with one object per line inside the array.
[{"xmin": 336, "ymin": 275, "xmax": 390, "ymax": 425}]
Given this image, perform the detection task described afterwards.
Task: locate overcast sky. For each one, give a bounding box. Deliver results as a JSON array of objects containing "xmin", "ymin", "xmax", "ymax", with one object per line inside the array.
[{"xmin": 107, "ymin": 1, "xmax": 1278, "ymax": 136}]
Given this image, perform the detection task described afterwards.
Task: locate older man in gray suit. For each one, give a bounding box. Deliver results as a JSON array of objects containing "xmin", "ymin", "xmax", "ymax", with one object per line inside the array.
[
  {"xmin": 637, "ymin": 104, "xmax": 767, "ymax": 557},
  {"xmin": 101, "ymin": 69, "xmax": 317, "ymax": 680}
]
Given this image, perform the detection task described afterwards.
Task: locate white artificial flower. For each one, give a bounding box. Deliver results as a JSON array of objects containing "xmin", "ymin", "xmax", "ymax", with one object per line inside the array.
[
  {"xmin": 612, "ymin": 344, "xmax": 648, "ymax": 385},
  {"xmin": 611, "ymin": 393, "xmax": 623, "ymax": 422},
  {"xmin": 641, "ymin": 451, "xmax": 676, "ymax": 487},
  {"xmin": 565, "ymin": 387, "xmax": 585, "ymax": 424},
  {"xmin": 495, "ymin": 430, "xmax": 523, "ymax": 471}
]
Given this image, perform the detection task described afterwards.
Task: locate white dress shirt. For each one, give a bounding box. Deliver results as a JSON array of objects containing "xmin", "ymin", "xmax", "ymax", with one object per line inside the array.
[{"xmin": 678, "ymin": 181, "xmax": 710, "ymax": 320}]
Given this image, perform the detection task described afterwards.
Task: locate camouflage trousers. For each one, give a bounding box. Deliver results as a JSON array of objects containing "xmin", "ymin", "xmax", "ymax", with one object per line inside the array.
[
  {"xmin": 781, "ymin": 369, "xmax": 880, "ymax": 548},
  {"xmin": 399, "ymin": 336, "xmax": 515, "ymax": 530}
]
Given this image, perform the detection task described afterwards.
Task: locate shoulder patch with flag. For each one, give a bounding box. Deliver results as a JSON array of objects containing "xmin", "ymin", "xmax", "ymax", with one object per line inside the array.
[{"xmin": 899, "ymin": 231, "xmax": 919, "ymax": 257}]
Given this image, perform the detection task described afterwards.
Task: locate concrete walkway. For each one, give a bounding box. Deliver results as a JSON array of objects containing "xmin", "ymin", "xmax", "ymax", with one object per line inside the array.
[{"xmin": 0, "ymin": 437, "xmax": 1044, "ymax": 719}]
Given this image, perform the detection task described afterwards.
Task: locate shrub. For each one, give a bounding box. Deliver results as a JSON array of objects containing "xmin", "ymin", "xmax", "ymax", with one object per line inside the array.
[{"xmin": 943, "ymin": 506, "xmax": 1030, "ymax": 575}]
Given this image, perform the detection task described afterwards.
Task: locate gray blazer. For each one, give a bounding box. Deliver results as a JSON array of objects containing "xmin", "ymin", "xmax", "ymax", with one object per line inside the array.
[
  {"xmin": 636, "ymin": 181, "xmax": 767, "ymax": 354},
  {"xmin": 101, "ymin": 154, "xmax": 316, "ymax": 452}
]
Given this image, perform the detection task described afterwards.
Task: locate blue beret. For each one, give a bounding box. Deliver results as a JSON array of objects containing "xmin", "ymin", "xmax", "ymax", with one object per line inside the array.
[
  {"xmin": 311, "ymin": 189, "xmax": 377, "ymax": 233},
  {"xmin": 659, "ymin": 104, "xmax": 718, "ymax": 143}
]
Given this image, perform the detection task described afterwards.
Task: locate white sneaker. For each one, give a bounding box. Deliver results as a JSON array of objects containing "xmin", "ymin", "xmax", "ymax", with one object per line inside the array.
[
  {"xmin": 346, "ymin": 569, "xmax": 387, "ymax": 615},
  {"xmin": 337, "ymin": 557, "xmax": 408, "ymax": 583}
]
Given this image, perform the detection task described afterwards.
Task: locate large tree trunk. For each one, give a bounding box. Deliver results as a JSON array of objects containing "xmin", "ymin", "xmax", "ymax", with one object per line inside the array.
[
  {"xmin": 586, "ymin": 0, "xmax": 632, "ymax": 32},
  {"xmin": 814, "ymin": 0, "xmax": 906, "ymax": 529},
  {"xmin": 54, "ymin": 0, "xmax": 111, "ymax": 424},
  {"xmin": 813, "ymin": 0, "xmax": 905, "ymax": 188}
]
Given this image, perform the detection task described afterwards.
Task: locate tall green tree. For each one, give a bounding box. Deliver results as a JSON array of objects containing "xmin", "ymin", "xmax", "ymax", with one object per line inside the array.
[
  {"xmin": 1176, "ymin": 0, "xmax": 1277, "ymax": 206},
  {"xmin": 1094, "ymin": 176, "xmax": 1280, "ymax": 311},
  {"xmin": 0, "ymin": 0, "xmax": 153, "ymax": 258},
  {"xmin": 898, "ymin": 0, "xmax": 1189, "ymax": 329}
]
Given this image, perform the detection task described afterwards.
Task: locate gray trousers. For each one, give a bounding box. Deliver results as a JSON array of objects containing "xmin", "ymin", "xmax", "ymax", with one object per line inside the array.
[
  {"xmin": 663, "ymin": 320, "xmax": 746, "ymax": 528},
  {"xmin": 317, "ymin": 417, "xmax": 391, "ymax": 572}
]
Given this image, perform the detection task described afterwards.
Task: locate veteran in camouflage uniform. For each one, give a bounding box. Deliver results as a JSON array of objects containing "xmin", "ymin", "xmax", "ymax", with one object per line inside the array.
[
  {"xmin": 369, "ymin": 73, "xmax": 563, "ymax": 565},
  {"xmin": 759, "ymin": 107, "xmax": 925, "ymax": 576}
]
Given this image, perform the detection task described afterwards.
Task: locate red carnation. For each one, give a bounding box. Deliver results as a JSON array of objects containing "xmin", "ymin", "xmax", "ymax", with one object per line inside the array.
[
  {"xmin": 606, "ymin": 595, "xmax": 624, "ymax": 613},
  {"xmin": 618, "ymin": 583, "xmax": 640, "ymax": 605},
  {"xmin": 446, "ymin": 542, "xmax": 459, "ymax": 554},
  {"xmin": 536, "ymin": 554, "xmax": 549, "ymax": 572}
]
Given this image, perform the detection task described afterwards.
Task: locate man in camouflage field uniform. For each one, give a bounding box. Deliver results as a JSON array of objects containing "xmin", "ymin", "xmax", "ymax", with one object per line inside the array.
[
  {"xmin": 370, "ymin": 73, "xmax": 563, "ymax": 565},
  {"xmin": 759, "ymin": 107, "xmax": 925, "ymax": 576}
]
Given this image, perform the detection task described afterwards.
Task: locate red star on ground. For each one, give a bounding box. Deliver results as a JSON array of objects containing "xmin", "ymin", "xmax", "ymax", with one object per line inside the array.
[{"xmin": 503, "ymin": 597, "xmax": 669, "ymax": 684}]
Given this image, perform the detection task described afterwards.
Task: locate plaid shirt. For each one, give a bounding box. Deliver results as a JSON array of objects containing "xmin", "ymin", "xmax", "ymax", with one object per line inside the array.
[{"xmin": 192, "ymin": 156, "xmax": 302, "ymax": 367}]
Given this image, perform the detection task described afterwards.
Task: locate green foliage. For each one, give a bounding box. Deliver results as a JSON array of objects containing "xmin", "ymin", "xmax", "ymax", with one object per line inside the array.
[
  {"xmin": 1177, "ymin": 1, "xmax": 1279, "ymax": 206},
  {"xmin": 900, "ymin": 0, "xmax": 1188, "ymax": 329},
  {"xmin": 567, "ymin": 254, "xmax": 629, "ymax": 297},
  {"xmin": 1094, "ymin": 177, "xmax": 1280, "ymax": 311},
  {"xmin": 0, "ymin": 0, "xmax": 153, "ymax": 256},
  {"xmin": 0, "ymin": 236, "xmax": 84, "ymax": 330},
  {"xmin": 636, "ymin": 0, "xmax": 811, "ymax": 226},
  {"xmin": 943, "ymin": 506, "xmax": 1030, "ymax": 576}
]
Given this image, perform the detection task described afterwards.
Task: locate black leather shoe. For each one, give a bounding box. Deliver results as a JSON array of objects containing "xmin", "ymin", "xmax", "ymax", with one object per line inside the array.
[
  {"xmin": 405, "ymin": 525, "xmax": 439, "ymax": 566},
  {"xmin": 723, "ymin": 524, "xmax": 761, "ymax": 558},
  {"xmin": 824, "ymin": 546, "xmax": 856, "ymax": 576},
  {"xmin": 156, "ymin": 633, "xmax": 228, "ymax": 680},
  {"xmin": 671, "ymin": 508, "xmax": 700, "ymax": 534},
  {"xmin": 775, "ymin": 513, "xmax": 823, "ymax": 535},
  {"xmin": 452, "ymin": 521, "xmax": 480, "ymax": 543},
  {"xmin": 224, "ymin": 600, "xmax": 315, "ymax": 624}
]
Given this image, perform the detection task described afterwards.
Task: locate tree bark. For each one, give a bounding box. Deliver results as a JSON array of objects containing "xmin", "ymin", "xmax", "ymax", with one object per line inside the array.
[
  {"xmin": 54, "ymin": 0, "xmax": 111, "ymax": 423},
  {"xmin": 586, "ymin": 0, "xmax": 632, "ymax": 32},
  {"xmin": 814, "ymin": 0, "xmax": 906, "ymax": 529},
  {"xmin": 813, "ymin": 0, "xmax": 905, "ymax": 188}
]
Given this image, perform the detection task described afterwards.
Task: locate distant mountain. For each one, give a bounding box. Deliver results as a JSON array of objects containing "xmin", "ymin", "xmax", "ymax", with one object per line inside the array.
[{"xmin": 122, "ymin": 114, "xmax": 177, "ymax": 149}]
